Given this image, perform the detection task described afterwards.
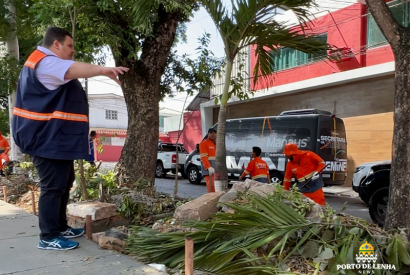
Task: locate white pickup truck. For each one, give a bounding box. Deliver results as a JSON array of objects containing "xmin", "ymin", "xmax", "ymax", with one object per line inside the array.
[{"xmin": 156, "ymin": 142, "xmax": 189, "ymax": 178}]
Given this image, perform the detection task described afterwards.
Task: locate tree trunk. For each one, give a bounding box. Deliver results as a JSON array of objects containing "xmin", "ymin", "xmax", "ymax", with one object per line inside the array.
[
  {"xmin": 385, "ymin": 42, "xmax": 410, "ymax": 230},
  {"xmin": 114, "ymin": 7, "xmax": 179, "ymax": 187},
  {"xmin": 214, "ymin": 59, "xmax": 233, "ymax": 191}
]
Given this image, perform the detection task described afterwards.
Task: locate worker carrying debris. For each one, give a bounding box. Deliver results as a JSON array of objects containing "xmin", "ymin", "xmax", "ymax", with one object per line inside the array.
[{"xmin": 283, "ymin": 143, "xmax": 326, "ymax": 205}]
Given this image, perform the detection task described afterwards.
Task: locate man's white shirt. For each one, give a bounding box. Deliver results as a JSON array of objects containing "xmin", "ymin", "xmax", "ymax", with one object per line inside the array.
[{"xmin": 35, "ymin": 46, "xmax": 75, "ymax": 90}]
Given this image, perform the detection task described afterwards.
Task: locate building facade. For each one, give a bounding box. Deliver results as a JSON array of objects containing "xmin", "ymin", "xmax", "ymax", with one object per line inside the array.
[
  {"xmin": 164, "ymin": 110, "xmax": 202, "ymax": 152},
  {"xmin": 201, "ymin": 0, "xmax": 404, "ymax": 184},
  {"xmin": 89, "ymin": 93, "xmax": 202, "ymax": 161},
  {"xmin": 88, "ymin": 93, "xmax": 128, "ymax": 162}
]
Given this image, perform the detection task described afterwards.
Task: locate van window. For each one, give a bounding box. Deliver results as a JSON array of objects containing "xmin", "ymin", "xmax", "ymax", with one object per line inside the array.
[
  {"xmin": 319, "ymin": 128, "xmax": 347, "ymax": 160},
  {"xmin": 226, "ymin": 120, "xmax": 249, "ymax": 154}
]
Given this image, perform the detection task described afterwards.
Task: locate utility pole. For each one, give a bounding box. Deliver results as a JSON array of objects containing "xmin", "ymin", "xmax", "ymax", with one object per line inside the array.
[{"xmin": 7, "ymin": 3, "xmax": 21, "ymax": 161}]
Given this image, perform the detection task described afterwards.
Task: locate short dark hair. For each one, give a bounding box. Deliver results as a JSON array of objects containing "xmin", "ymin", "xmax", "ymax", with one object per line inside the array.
[
  {"xmin": 90, "ymin": 130, "xmax": 97, "ymax": 137},
  {"xmin": 208, "ymin": 127, "xmax": 217, "ymax": 134},
  {"xmin": 252, "ymin": 146, "xmax": 262, "ymax": 157},
  {"xmin": 42, "ymin": 27, "xmax": 72, "ymax": 48}
]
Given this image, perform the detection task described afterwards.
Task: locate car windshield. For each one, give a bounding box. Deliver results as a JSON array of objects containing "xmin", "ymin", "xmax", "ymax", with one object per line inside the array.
[{"xmin": 160, "ymin": 145, "xmax": 187, "ymax": 152}]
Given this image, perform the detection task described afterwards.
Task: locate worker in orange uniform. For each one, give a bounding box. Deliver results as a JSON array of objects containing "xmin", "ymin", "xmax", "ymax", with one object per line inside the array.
[
  {"xmin": 0, "ymin": 130, "xmax": 11, "ymax": 165},
  {"xmin": 283, "ymin": 143, "xmax": 326, "ymax": 205},
  {"xmin": 239, "ymin": 146, "xmax": 271, "ymax": 183},
  {"xmin": 199, "ymin": 128, "xmax": 217, "ymax": 192}
]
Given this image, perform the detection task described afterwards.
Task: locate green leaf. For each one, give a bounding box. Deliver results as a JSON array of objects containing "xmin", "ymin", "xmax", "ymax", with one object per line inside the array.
[
  {"xmin": 348, "ymin": 227, "xmax": 360, "ymax": 235},
  {"xmin": 322, "ymin": 229, "xmax": 335, "ymax": 241},
  {"xmin": 326, "ymin": 256, "xmax": 338, "ymax": 273},
  {"xmin": 314, "ymin": 247, "xmax": 334, "ymax": 262},
  {"xmin": 397, "ymin": 237, "xmax": 410, "ymax": 265},
  {"xmin": 386, "ymin": 237, "xmax": 399, "ymax": 268},
  {"xmin": 302, "ymin": 240, "xmax": 320, "ymax": 259}
]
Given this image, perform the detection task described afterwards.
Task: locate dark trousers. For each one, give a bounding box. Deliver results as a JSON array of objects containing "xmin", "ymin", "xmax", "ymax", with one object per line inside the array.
[
  {"xmin": 253, "ymin": 177, "xmax": 268, "ymax": 183},
  {"xmin": 32, "ymin": 156, "xmax": 74, "ymax": 240}
]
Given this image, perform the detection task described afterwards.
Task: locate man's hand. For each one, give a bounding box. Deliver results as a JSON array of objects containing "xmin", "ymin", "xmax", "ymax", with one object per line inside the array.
[
  {"xmin": 312, "ymin": 171, "xmax": 320, "ymax": 181},
  {"xmin": 239, "ymin": 175, "xmax": 244, "ymax": 180},
  {"xmin": 102, "ymin": 67, "xmax": 129, "ymax": 85},
  {"xmin": 208, "ymin": 167, "xmax": 215, "ymax": 176}
]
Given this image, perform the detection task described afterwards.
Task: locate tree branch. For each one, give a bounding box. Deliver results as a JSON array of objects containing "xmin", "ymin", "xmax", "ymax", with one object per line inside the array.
[{"xmin": 365, "ymin": 0, "xmax": 402, "ymax": 50}]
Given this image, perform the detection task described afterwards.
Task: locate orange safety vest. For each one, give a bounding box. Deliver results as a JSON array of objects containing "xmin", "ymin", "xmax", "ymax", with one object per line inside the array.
[
  {"xmin": 0, "ymin": 137, "xmax": 10, "ymax": 154},
  {"xmin": 199, "ymin": 138, "xmax": 216, "ymax": 175},
  {"xmin": 241, "ymin": 157, "xmax": 269, "ymax": 181},
  {"xmin": 283, "ymin": 151, "xmax": 325, "ymax": 190},
  {"xmin": 12, "ymin": 49, "xmax": 89, "ymax": 160}
]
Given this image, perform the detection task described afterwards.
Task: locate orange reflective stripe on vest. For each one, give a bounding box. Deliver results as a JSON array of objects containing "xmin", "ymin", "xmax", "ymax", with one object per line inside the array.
[
  {"xmin": 24, "ymin": 50, "xmax": 47, "ymax": 69},
  {"xmin": 13, "ymin": 107, "xmax": 88, "ymax": 122}
]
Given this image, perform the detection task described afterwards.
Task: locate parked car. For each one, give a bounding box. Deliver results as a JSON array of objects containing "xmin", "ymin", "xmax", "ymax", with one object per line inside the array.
[
  {"xmin": 156, "ymin": 142, "xmax": 189, "ymax": 178},
  {"xmin": 352, "ymin": 161, "xmax": 391, "ymax": 227},
  {"xmin": 352, "ymin": 160, "xmax": 391, "ymax": 193},
  {"xmin": 184, "ymin": 144, "xmax": 203, "ymax": 184}
]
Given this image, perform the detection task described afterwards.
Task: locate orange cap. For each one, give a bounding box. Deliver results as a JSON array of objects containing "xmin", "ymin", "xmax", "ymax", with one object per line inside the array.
[{"xmin": 283, "ymin": 143, "xmax": 301, "ymax": 155}]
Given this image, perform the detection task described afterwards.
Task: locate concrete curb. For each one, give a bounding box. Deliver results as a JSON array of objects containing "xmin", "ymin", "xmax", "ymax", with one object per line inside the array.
[{"xmin": 323, "ymin": 187, "xmax": 359, "ymax": 198}]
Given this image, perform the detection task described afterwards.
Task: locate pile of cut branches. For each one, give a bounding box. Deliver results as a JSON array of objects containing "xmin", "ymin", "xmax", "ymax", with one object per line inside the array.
[{"xmin": 126, "ymin": 187, "xmax": 410, "ymax": 275}]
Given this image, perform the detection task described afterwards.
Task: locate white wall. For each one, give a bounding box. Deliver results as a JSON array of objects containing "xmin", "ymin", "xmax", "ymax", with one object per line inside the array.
[
  {"xmin": 112, "ymin": 136, "xmax": 126, "ymax": 146},
  {"xmin": 88, "ymin": 94, "xmax": 128, "ymax": 129},
  {"xmin": 273, "ymin": 0, "xmax": 358, "ymax": 26},
  {"xmin": 164, "ymin": 114, "xmax": 184, "ymax": 132},
  {"xmin": 210, "ymin": 47, "xmax": 250, "ymax": 98}
]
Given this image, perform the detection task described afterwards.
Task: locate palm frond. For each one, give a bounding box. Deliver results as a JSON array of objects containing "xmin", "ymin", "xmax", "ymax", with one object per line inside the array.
[
  {"xmin": 200, "ymin": 0, "xmax": 328, "ymax": 88},
  {"xmin": 200, "ymin": 0, "xmax": 236, "ymax": 57},
  {"xmin": 126, "ymin": 195, "xmax": 317, "ymax": 274}
]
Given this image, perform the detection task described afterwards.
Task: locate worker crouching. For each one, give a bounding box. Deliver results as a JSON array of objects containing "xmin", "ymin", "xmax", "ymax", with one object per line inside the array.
[{"xmin": 283, "ymin": 143, "xmax": 326, "ymax": 205}]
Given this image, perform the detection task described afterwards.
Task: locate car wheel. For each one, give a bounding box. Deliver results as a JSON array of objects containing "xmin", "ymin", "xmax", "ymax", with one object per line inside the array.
[
  {"xmin": 155, "ymin": 162, "xmax": 164, "ymax": 178},
  {"xmin": 369, "ymin": 187, "xmax": 389, "ymax": 227},
  {"xmin": 188, "ymin": 166, "xmax": 201, "ymax": 184},
  {"xmin": 270, "ymin": 171, "xmax": 284, "ymax": 184}
]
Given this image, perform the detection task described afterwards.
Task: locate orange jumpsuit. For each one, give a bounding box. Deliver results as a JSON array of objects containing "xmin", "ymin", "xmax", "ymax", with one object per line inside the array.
[
  {"xmin": 241, "ymin": 157, "xmax": 269, "ymax": 183},
  {"xmin": 199, "ymin": 138, "xmax": 216, "ymax": 192},
  {"xmin": 0, "ymin": 136, "xmax": 10, "ymax": 166},
  {"xmin": 283, "ymin": 151, "xmax": 326, "ymax": 205},
  {"xmin": 0, "ymin": 136, "xmax": 10, "ymax": 155}
]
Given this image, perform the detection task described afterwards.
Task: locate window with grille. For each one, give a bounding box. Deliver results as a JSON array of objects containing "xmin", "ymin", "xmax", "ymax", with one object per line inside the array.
[
  {"xmin": 271, "ymin": 34, "xmax": 328, "ymax": 71},
  {"xmin": 101, "ymin": 136, "xmax": 111, "ymax": 145},
  {"xmin": 105, "ymin": 110, "xmax": 118, "ymax": 120},
  {"xmin": 367, "ymin": 0, "xmax": 410, "ymax": 47}
]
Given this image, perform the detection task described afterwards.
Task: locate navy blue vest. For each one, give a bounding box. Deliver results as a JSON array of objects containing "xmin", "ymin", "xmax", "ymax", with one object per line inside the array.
[{"xmin": 12, "ymin": 50, "xmax": 89, "ymax": 160}]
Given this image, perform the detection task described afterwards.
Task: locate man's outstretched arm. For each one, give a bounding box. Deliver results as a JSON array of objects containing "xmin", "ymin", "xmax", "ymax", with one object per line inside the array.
[{"xmin": 65, "ymin": 62, "xmax": 129, "ymax": 85}]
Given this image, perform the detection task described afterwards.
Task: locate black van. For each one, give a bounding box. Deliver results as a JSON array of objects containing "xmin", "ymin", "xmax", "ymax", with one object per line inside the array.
[{"xmin": 184, "ymin": 109, "xmax": 347, "ymax": 186}]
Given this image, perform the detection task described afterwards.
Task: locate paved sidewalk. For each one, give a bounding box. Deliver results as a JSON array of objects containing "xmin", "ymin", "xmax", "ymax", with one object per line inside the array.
[
  {"xmin": 323, "ymin": 186, "xmax": 359, "ymax": 198},
  {"xmin": 0, "ymin": 200, "xmax": 164, "ymax": 275}
]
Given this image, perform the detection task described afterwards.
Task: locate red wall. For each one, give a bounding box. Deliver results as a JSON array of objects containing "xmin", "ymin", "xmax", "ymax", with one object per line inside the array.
[
  {"xmin": 94, "ymin": 133, "xmax": 125, "ymax": 162},
  {"xmin": 95, "ymin": 145, "xmax": 122, "ymax": 162},
  {"xmin": 92, "ymin": 115, "xmax": 202, "ymax": 163},
  {"xmin": 168, "ymin": 111, "xmax": 202, "ymax": 152},
  {"xmin": 251, "ymin": 3, "xmax": 394, "ymax": 90}
]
